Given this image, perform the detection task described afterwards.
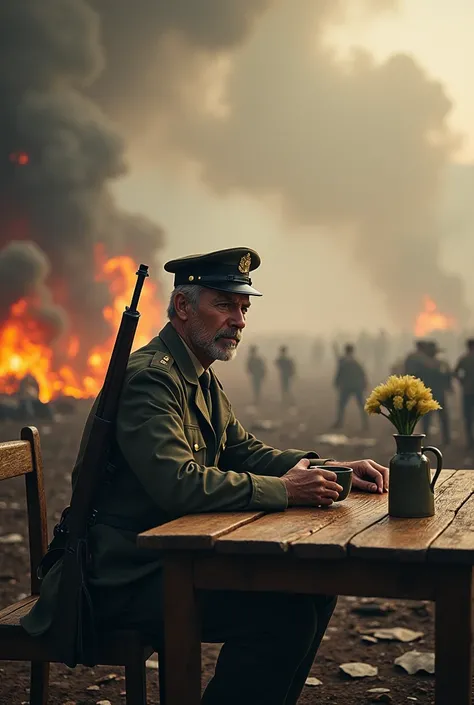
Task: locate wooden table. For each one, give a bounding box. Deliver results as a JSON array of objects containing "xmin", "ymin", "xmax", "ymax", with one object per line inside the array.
[{"xmin": 138, "ymin": 470, "xmax": 474, "ymax": 705}]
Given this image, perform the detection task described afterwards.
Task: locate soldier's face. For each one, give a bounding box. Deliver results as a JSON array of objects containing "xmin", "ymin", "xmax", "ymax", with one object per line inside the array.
[{"xmin": 187, "ymin": 289, "xmax": 250, "ymax": 362}]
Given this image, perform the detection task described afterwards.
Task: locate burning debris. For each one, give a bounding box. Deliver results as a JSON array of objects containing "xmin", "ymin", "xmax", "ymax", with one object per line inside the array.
[
  {"xmin": 0, "ymin": 1, "xmax": 164, "ymax": 401},
  {"xmin": 0, "ymin": 249, "xmax": 159, "ymax": 403},
  {"xmin": 414, "ymin": 296, "xmax": 456, "ymax": 338}
]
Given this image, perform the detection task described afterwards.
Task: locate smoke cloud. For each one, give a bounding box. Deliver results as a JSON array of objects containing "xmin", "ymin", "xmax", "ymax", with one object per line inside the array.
[
  {"xmin": 0, "ymin": 241, "xmax": 65, "ymax": 338},
  {"xmin": 90, "ymin": 0, "xmax": 466, "ymax": 328},
  {"xmin": 0, "ymin": 0, "xmax": 164, "ymax": 347},
  {"xmin": 88, "ymin": 0, "xmax": 273, "ymax": 123},
  {"xmin": 1, "ymin": 0, "xmax": 467, "ymax": 337}
]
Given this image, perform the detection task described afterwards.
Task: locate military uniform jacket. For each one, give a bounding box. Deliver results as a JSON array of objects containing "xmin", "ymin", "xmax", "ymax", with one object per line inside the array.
[{"xmin": 22, "ymin": 323, "xmax": 326, "ymax": 636}]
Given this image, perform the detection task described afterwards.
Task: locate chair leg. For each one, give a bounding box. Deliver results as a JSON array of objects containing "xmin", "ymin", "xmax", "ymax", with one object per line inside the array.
[
  {"xmin": 158, "ymin": 649, "xmax": 166, "ymax": 705},
  {"xmin": 29, "ymin": 661, "xmax": 49, "ymax": 705},
  {"xmin": 125, "ymin": 656, "xmax": 147, "ymax": 705}
]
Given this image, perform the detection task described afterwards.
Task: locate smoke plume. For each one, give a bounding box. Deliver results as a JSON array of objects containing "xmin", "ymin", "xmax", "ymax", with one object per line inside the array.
[
  {"xmin": 1, "ymin": 0, "xmax": 467, "ymax": 336},
  {"xmin": 0, "ymin": 241, "xmax": 65, "ymax": 338},
  {"xmin": 0, "ymin": 0, "xmax": 164, "ymax": 349},
  {"xmin": 90, "ymin": 0, "xmax": 466, "ymax": 328}
]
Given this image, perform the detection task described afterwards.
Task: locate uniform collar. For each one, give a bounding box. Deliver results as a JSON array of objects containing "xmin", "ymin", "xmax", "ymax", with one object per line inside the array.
[
  {"xmin": 159, "ymin": 322, "xmax": 206, "ymax": 385},
  {"xmin": 180, "ymin": 338, "xmax": 206, "ymax": 379}
]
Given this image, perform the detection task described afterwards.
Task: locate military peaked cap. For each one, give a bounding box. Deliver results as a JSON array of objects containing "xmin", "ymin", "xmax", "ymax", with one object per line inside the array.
[{"xmin": 164, "ymin": 247, "xmax": 262, "ymax": 296}]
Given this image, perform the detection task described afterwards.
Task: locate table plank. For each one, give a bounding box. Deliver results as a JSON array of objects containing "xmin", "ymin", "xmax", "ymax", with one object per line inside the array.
[
  {"xmin": 349, "ymin": 470, "xmax": 474, "ymax": 562},
  {"xmin": 292, "ymin": 491, "xmax": 388, "ymax": 559},
  {"xmin": 215, "ymin": 508, "xmax": 338, "ymax": 555},
  {"xmin": 429, "ymin": 490, "xmax": 474, "ymax": 563},
  {"xmin": 137, "ymin": 512, "xmax": 263, "ymax": 550},
  {"xmin": 292, "ymin": 470, "xmax": 454, "ymax": 561}
]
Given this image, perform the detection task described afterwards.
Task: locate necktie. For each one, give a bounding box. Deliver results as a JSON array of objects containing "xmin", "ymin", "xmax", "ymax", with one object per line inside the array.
[{"xmin": 199, "ymin": 370, "xmax": 213, "ymax": 421}]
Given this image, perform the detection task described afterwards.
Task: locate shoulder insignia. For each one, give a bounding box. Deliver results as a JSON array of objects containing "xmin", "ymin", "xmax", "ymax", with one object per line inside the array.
[{"xmin": 150, "ymin": 351, "xmax": 175, "ymax": 371}]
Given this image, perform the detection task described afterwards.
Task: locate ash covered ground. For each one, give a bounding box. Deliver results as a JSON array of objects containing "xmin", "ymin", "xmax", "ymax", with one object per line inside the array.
[{"xmin": 1, "ymin": 366, "xmax": 469, "ymax": 705}]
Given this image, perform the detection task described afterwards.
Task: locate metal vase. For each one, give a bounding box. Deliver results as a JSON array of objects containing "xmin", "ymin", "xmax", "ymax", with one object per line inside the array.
[{"xmin": 388, "ymin": 434, "xmax": 443, "ymax": 518}]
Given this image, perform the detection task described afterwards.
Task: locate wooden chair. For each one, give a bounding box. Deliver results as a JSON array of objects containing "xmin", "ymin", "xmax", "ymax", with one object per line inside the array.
[{"xmin": 0, "ymin": 426, "xmax": 160, "ymax": 705}]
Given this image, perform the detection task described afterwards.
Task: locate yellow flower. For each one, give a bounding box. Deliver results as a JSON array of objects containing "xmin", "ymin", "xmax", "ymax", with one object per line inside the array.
[
  {"xmin": 417, "ymin": 398, "xmax": 442, "ymax": 415},
  {"xmin": 393, "ymin": 395, "xmax": 404, "ymax": 410},
  {"xmin": 406, "ymin": 385, "xmax": 417, "ymax": 399},
  {"xmin": 364, "ymin": 375, "xmax": 441, "ymax": 430},
  {"xmin": 364, "ymin": 397, "xmax": 381, "ymax": 414}
]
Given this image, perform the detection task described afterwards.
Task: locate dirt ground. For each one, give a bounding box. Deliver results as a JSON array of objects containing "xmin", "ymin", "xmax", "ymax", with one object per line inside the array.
[{"xmin": 0, "ymin": 372, "xmax": 470, "ymax": 705}]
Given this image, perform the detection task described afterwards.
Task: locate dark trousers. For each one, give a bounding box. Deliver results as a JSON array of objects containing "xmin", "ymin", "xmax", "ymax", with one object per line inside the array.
[
  {"xmin": 462, "ymin": 394, "xmax": 474, "ymax": 447},
  {"xmin": 422, "ymin": 402, "xmax": 451, "ymax": 445},
  {"xmin": 93, "ymin": 572, "xmax": 336, "ymax": 705},
  {"xmin": 334, "ymin": 389, "xmax": 367, "ymax": 429},
  {"xmin": 250, "ymin": 375, "xmax": 263, "ymax": 404},
  {"xmin": 279, "ymin": 376, "xmax": 293, "ymax": 404}
]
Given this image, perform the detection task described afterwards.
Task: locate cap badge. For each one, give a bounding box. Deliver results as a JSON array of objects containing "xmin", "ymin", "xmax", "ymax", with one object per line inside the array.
[{"xmin": 238, "ymin": 252, "xmax": 251, "ymax": 274}]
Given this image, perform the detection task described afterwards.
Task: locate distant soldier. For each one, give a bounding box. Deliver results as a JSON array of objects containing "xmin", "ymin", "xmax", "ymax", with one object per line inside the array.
[
  {"xmin": 404, "ymin": 341, "xmax": 427, "ymax": 378},
  {"xmin": 332, "ymin": 344, "xmax": 368, "ymax": 431},
  {"xmin": 18, "ymin": 374, "xmax": 40, "ymax": 418},
  {"xmin": 246, "ymin": 345, "xmax": 266, "ymax": 405},
  {"xmin": 454, "ymin": 338, "xmax": 474, "ymax": 448},
  {"xmin": 274, "ymin": 345, "xmax": 296, "ymax": 404},
  {"xmin": 417, "ymin": 341, "xmax": 452, "ymax": 445},
  {"xmin": 18, "ymin": 374, "xmax": 53, "ymax": 421}
]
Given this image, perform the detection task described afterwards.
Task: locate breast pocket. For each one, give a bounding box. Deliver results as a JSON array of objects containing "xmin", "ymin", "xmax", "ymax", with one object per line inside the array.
[{"xmin": 183, "ymin": 425, "xmax": 207, "ymax": 465}]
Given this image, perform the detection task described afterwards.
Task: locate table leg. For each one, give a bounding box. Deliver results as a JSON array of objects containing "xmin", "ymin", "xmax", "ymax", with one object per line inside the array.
[
  {"xmin": 163, "ymin": 554, "xmax": 201, "ymax": 705},
  {"xmin": 435, "ymin": 566, "xmax": 473, "ymax": 705}
]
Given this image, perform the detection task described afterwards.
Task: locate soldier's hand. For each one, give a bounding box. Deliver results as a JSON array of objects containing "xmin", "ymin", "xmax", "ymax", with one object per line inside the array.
[
  {"xmin": 326, "ymin": 459, "xmax": 388, "ymax": 494},
  {"xmin": 281, "ymin": 458, "xmax": 343, "ymax": 507}
]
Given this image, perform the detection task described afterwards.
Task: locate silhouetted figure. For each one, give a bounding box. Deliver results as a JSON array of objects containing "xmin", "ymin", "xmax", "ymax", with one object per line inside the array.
[
  {"xmin": 404, "ymin": 341, "xmax": 427, "ymax": 378},
  {"xmin": 416, "ymin": 341, "xmax": 451, "ymax": 445},
  {"xmin": 18, "ymin": 374, "xmax": 52, "ymax": 420},
  {"xmin": 332, "ymin": 344, "xmax": 368, "ymax": 431},
  {"xmin": 454, "ymin": 338, "xmax": 474, "ymax": 448},
  {"xmin": 246, "ymin": 345, "xmax": 266, "ymax": 405},
  {"xmin": 275, "ymin": 345, "xmax": 296, "ymax": 404}
]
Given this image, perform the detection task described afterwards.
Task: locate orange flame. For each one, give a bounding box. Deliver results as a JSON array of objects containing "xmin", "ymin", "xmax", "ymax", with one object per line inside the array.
[
  {"xmin": 414, "ymin": 296, "xmax": 456, "ymax": 337},
  {"xmin": 9, "ymin": 151, "xmax": 30, "ymax": 166},
  {"xmin": 0, "ymin": 252, "xmax": 160, "ymax": 403}
]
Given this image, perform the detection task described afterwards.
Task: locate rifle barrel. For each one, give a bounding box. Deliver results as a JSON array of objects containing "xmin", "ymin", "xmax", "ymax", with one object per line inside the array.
[{"xmin": 129, "ymin": 264, "xmax": 149, "ymax": 313}]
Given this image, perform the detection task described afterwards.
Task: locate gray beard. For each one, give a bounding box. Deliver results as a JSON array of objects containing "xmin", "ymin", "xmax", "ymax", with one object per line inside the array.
[{"xmin": 188, "ymin": 316, "xmax": 240, "ymax": 362}]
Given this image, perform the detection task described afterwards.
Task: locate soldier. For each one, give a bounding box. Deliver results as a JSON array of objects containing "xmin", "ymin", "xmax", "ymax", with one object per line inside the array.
[
  {"xmin": 418, "ymin": 341, "xmax": 452, "ymax": 445},
  {"xmin": 18, "ymin": 373, "xmax": 52, "ymax": 420},
  {"xmin": 332, "ymin": 343, "xmax": 368, "ymax": 431},
  {"xmin": 404, "ymin": 340, "xmax": 427, "ymax": 378},
  {"xmin": 23, "ymin": 247, "xmax": 388, "ymax": 705},
  {"xmin": 246, "ymin": 344, "xmax": 266, "ymax": 404},
  {"xmin": 275, "ymin": 344, "xmax": 296, "ymax": 404},
  {"xmin": 454, "ymin": 338, "xmax": 474, "ymax": 448},
  {"xmin": 17, "ymin": 374, "xmax": 40, "ymax": 418}
]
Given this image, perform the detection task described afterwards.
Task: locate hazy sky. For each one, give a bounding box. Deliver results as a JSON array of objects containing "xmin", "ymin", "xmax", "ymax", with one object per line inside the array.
[
  {"xmin": 113, "ymin": 0, "xmax": 474, "ymax": 336},
  {"xmin": 329, "ymin": 0, "xmax": 474, "ymax": 161}
]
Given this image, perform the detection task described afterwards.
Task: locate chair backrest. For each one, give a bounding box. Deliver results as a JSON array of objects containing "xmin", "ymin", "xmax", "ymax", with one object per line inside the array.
[{"xmin": 0, "ymin": 426, "xmax": 48, "ymax": 595}]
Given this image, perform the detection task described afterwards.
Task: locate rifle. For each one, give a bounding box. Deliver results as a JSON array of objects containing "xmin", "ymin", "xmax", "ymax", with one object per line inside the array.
[{"xmin": 48, "ymin": 264, "xmax": 149, "ymax": 667}]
